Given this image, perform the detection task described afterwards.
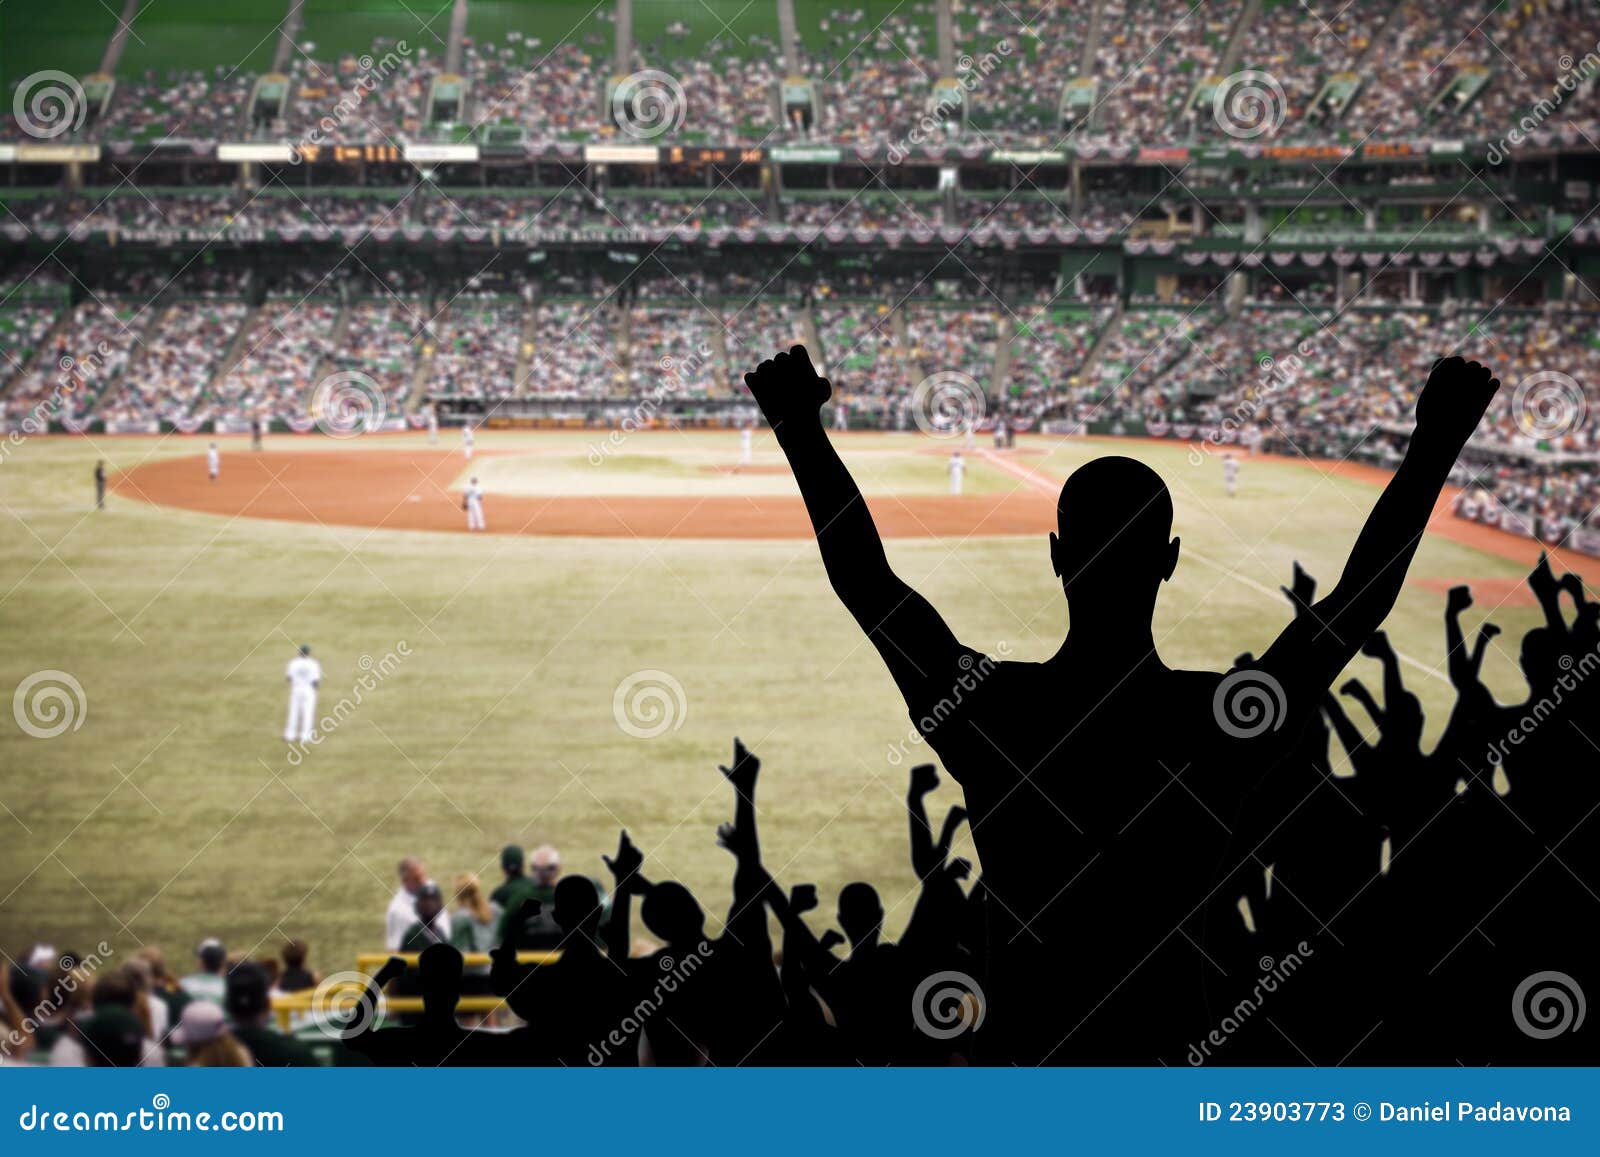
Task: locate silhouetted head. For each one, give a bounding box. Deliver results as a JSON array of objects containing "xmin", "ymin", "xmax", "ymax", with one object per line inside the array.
[
  {"xmin": 837, "ymin": 882, "xmax": 883, "ymax": 948},
  {"xmin": 224, "ymin": 961, "xmax": 272, "ymax": 1025},
  {"xmin": 500, "ymin": 844, "xmax": 524, "ymax": 877},
  {"xmin": 1051, "ymin": 457, "xmax": 1179, "ymax": 613},
  {"xmin": 553, "ymin": 875, "xmax": 602, "ymax": 935},
  {"xmin": 1520, "ymin": 626, "xmax": 1562, "ymax": 691},
  {"xmin": 417, "ymin": 942, "xmax": 463, "ymax": 1018},
  {"xmin": 640, "ymin": 881, "xmax": 705, "ymax": 945}
]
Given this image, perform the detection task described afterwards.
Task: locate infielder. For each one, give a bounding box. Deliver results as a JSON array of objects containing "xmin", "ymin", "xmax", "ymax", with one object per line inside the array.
[
  {"xmin": 426, "ymin": 405, "xmax": 439, "ymax": 446},
  {"xmin": 284, "ymin": 643, "xmax": 322, "ymax": 743},
  {"xmin": 462, "ymin": 424, "xmax": 475, "ymax": 460},
  {"xmin": 948, "ymin": 450, "xmax": 966, "ymax": 495},
  {"xmin": 207, "ymin": 442, "xmax": 220, "ymax": 482},
  {"xmin": 463, "ymin": 477, "xmax": 486, "ymax": 531}
]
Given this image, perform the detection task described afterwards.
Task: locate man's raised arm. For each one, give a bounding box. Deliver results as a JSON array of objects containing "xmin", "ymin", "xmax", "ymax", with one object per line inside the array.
[
  {"xmin": 1259, "ymin": 356, "xmax": 1498, "ymax": 694},
  {"xmin": 745, "ymin": 345, "xmax": 968, "ymax": 701}
]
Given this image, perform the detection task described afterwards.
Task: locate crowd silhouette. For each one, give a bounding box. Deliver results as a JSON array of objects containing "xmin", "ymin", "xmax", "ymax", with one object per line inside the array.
[{"xmin": 333, "ymin": 349, "xmax": 1596, "ymax": 1066}]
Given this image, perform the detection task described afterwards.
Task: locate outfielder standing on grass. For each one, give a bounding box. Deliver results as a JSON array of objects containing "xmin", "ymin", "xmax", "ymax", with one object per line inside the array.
[
  {"xmin": 284, "ymin": 644, "xmax": 321, "ymax": 744},
  {"xmin": 463, "ymin": 477, "xmax": 486, "ymax": 531},
  {"xmin": 94, "ymin": 460, "xmax": 106, "ymax": 510}
]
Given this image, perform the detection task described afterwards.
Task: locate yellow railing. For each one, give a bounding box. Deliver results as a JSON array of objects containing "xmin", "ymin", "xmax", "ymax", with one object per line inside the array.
[
  {"xmin": 354, "ymin": 951, "xmax": 559, "ymax": 972},
  {"xmin": 267, "ymin": 951, "xmax": 562, "ymax": 1031}
]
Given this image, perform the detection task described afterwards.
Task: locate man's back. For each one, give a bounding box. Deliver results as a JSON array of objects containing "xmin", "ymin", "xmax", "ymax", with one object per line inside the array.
[{"xmin": 922, "ymin": 655, "xmax": 1255, "ymax": 1062}]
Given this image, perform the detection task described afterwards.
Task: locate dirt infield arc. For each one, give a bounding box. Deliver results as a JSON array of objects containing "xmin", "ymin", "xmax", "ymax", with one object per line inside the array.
[
  {"xmin": 115, "ymin": 445, "xmax": 1600, "ymax": 581},
  {"xmin": 115, "ymin": 449, "xmax": 1054, "ymax": 539}
]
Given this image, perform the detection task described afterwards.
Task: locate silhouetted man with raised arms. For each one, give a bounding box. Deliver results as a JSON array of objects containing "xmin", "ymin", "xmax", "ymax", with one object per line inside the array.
[{"xmin": 746, "ymin": 347, "xmax": 1497, "ymax": 1064}]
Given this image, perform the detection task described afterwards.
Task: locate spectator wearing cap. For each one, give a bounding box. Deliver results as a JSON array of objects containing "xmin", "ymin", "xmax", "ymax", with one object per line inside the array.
[
  {"xmin": 172, "ymin": 1001, "xmax": 253, "ymax": 1067},
  {"xmin": 179, "ymin": 939, "xmax": 228, "ymax": 1004},
  {"xmin": 386, "ymin": 856, "xmax": 452, "ymax": 950},
  {"xmin": 77, "ymin": 1006, "xmax": 148, "ymax": 1068},
  {"xmin": 400, "ymin": 883, "xmax": 450, "ymax": 951},
  {"xmin": 489, "ymin": 844, "xmax": 525, "ymax": 909},
  {"xmin": 52, "ymin": 969, "xmax": 164, "ymax": 1067},
  {"xmin": 226, "ymin": 961, "xmax": 319, "ymax": 1067},
  {"xmin": 493, "ymin": 844, "xmax": 567, "ymax": 948}
]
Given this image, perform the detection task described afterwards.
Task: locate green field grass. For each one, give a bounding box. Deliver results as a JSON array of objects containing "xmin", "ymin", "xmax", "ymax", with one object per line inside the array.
[{"xmin": 0, "ymin": 430, "xmax": 1549, "ymax": 976}]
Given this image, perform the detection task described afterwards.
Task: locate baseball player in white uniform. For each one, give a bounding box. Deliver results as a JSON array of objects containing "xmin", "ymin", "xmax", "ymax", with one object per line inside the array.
[
  {"xmin": 206, "ymin": 442, "xmax": 220, "ymax": 482},
  {"xmin": 463, "ymin": 477, "xmax": 486, "ymax": 531},
  {"xmin": 426, "ymin": 405, "xmax": 439, "ymax": 446},
  {"xmin": 739, "ymin": 426, "xmax": 753, "ymax": 467},
  {"xmin": 462, "ymin": 424, "xmax": 475, "ymax": 461},
  {"xmin": 284, "ymin": 644, "xmax": 322, "ymax": 743},
  {"xmin": 1223, "ymin": 452, "xmax": 1240, "ymax": 498},
  {"xmin": 948, "ymin": 450, "xmax": 966, "ymax": 495}
]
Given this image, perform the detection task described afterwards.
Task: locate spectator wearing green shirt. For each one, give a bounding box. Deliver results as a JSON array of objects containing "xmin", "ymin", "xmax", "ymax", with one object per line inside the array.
[
  {"xmin": 488, "ymin": 845, "xmax": 525, "ymax": 909},
  {"xmin": 178, "ymin": 939, "xmax": 227, "ymax": 1005},
  {"xmin": 225, "ymin": 962, "xmax": 321, "ymax": 1067}
]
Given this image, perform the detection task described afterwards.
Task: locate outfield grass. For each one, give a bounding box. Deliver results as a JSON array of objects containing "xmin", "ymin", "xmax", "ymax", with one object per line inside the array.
[{"xmin": 0, "ymin": 431, "xmax": 1548, "ymax": 975}]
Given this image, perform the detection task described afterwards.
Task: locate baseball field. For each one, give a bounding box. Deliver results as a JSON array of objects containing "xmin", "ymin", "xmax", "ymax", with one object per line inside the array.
[{"xmin": 0, "ymin": 428, "xmax": 1582, "ymax": 974}]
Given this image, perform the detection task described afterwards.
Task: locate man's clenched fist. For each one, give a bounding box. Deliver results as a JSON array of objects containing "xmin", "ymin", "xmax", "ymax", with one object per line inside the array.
[{"xmin": 744, "ymin": 344, "xmax": 832, "ymax": 430}]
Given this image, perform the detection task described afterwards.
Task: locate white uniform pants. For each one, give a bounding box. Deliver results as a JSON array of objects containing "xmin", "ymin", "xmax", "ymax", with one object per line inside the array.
[
  {"xmin": 466, "ymin": 499, "xmax": 485, "ymax": 531},
  {"xmin": 285, "ymin": 686, "xmax": 317, "ymax": 742}
]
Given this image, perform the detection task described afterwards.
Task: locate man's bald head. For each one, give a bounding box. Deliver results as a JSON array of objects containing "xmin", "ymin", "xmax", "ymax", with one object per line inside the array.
[{"xmin": 1051, "ymin": 457, "xmax": 1179, "ymax": 600}]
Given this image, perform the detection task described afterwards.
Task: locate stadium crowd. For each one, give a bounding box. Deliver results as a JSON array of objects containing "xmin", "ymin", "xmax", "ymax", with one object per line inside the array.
[{"xmin": 10, "ymin": 2, "xmax": 1598, "ymax": 148}]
